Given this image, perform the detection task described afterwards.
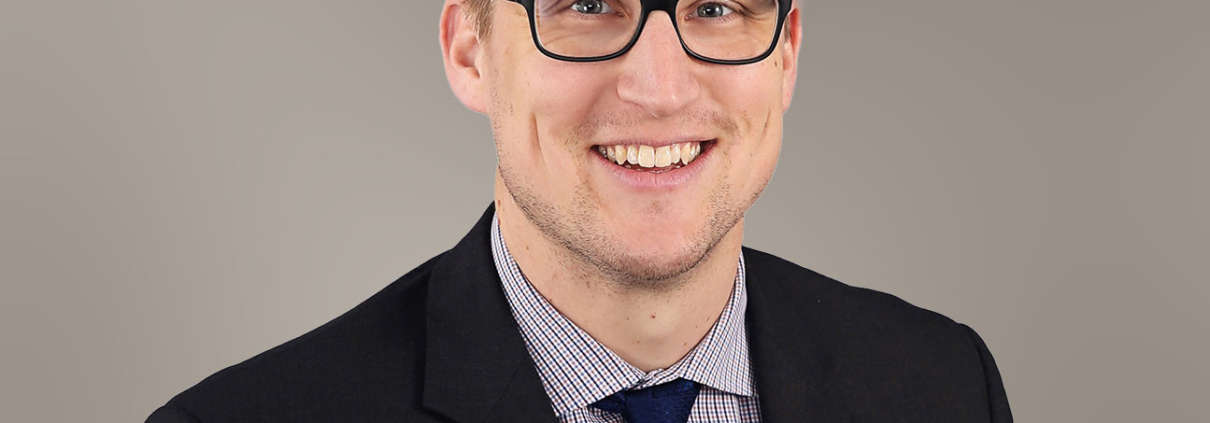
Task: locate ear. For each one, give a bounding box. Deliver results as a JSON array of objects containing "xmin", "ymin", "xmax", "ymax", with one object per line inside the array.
[
  {"xmin": 440, "ymin": 0, "xmax": 487, "ymax": 114},
  {"xmin": 780, "ymin": 3, "xmax": 803, "ymax": 112}
]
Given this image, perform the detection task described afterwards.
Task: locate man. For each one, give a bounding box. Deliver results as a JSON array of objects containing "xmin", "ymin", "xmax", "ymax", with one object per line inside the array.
[{"xmin": 147, "ymin": 0, "xmax": 1012, "ymax": 422}]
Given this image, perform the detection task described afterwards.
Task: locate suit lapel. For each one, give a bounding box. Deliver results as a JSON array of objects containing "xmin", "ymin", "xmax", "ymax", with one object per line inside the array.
[
  {"xmin": 420, "ymin": 209, "xmax": 849, "ymax": 423},
  {"xmin": 744, "ymin": 248, "xmax": 851, "ymax": 423},
  {"xmin": 422, "ymin": 204, "xmax": 559, "ymax": 423}
]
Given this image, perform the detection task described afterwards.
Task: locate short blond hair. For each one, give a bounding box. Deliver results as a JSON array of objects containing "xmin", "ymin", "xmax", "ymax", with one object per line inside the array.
[{"xmin": 464, "ymin": 0, "xmax": 494, "ymax": 38}]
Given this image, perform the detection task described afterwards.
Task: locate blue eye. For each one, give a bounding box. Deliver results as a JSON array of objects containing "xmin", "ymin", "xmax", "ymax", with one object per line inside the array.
[
  {"xmin": 695, "ymin": 3, "xmax": 733, "ymax": 18},
  {"xmin": 571, "ymin": 0, "xmax": 615, "ymax": 14}
]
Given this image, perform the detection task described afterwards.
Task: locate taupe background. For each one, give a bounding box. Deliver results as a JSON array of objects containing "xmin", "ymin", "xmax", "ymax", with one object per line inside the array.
[{"xmin": 1, "ymin": 0, "xmax": 1206, "ymax": 422}]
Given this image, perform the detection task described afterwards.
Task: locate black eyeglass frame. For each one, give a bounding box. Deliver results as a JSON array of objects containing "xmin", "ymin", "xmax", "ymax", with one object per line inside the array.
[{"xmin": 505, "ymin": 0, "xmax": 793, "ymax": 65}]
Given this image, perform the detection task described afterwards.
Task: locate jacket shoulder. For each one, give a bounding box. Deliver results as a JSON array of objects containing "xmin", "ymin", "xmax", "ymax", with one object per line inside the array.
[
  {"xmin": 743, "ymin": 247, "xmax": 1011, "ymax": 421},
  {"xmin": 743, "ymin": 246, "xmax": 967, "ymax": 334},
  {"xmin": 149, "ymin": 253, "xmax": 445, "ymax": 423}
]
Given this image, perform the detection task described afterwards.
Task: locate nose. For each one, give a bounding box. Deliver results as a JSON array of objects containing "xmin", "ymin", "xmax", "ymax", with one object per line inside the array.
[{"xmin": 616, "ymin": 12, "xmax": 702, "ymax": 119}]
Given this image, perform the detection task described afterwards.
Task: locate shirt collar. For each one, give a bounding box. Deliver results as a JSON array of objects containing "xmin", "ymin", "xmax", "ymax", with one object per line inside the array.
[{"xmin": 490, "ymin": 214, "xmax": 756, "ymax": 417}]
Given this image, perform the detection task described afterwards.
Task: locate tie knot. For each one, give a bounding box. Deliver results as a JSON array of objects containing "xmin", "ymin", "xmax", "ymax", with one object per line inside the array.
[{"xmin": 591, "ymin": 379, "xmax": 701, "ymax": 423}]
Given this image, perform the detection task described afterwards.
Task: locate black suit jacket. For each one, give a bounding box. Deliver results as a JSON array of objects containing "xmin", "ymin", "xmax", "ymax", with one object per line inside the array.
[{"xmin": 147, "ymin": 205, "xmax": 1012, "ymax": 422}]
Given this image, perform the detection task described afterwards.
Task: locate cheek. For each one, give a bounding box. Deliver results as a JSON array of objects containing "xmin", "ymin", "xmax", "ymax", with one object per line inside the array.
[
  {"xmin": 529, "ymin": 65, "xmax": 617, "ymax": 134},
  {"xmin": 512, "ymin": 67, "xmax": 617, "ymax": 153},
  {"xmin": 487, "ymin": 52, "xmax": 617, "ymax": 186},
  {"xmin": 707, "ymin": 64, "xmax": 784, "ymax": 186},
  {"xmin": 711, "ymin": 79, "xmax": 783, "ymax": 177},
  {"xmin": 712, "ymin": 62, "xmax": 784, "ymax": 112}
]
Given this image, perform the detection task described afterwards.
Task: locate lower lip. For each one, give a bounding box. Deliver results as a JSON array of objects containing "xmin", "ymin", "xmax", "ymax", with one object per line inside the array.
[{"xmin": 591, "ymin": 142, "xmax": 715, "ymax": 190}]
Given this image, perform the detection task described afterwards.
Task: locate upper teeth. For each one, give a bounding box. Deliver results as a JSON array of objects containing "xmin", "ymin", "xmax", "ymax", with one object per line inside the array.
[{"xmin": 597, "ymin": 141, "xmax": 703, "ymax": 168}]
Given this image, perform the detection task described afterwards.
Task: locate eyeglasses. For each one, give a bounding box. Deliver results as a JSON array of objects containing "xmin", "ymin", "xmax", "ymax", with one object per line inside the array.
[{"xmin": 505, "ymin": 0, "xmax": 792, "ymax": 65}]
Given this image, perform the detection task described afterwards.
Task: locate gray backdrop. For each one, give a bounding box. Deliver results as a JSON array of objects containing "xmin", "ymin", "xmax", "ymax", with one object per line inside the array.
[{"xmin": 2, "ymin": 1, "xmax": 1207, "ymax": 422}]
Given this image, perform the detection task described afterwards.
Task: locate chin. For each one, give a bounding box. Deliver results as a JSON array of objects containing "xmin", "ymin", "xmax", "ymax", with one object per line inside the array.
[
  {"xmin": 592, "ymin": 203, "xmax": 732, "ymax": 276},
  {"xmin": 606, "ymin": 253, "xmax": 704, "ymax": 286},
  {"xmin": 602, "ymin": 233, "xmax": 711, "ymax": 282}
]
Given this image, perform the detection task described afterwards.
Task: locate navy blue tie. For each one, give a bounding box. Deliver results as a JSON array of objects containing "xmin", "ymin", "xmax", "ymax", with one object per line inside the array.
[{"xmin": 591, "ymin": 379, "xmax": 701, "ymax": 423}]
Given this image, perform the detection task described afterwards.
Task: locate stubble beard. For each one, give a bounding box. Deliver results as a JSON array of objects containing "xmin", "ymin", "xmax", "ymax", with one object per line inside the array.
[{"xmin": 498, "ymin": 157, "xmax": 748, "ymax": 293}]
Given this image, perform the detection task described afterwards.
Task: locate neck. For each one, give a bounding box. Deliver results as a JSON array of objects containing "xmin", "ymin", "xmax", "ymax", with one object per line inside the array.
[{"xmin": 494, "ymin": 173, "xmax": 743, "ymax": 372}]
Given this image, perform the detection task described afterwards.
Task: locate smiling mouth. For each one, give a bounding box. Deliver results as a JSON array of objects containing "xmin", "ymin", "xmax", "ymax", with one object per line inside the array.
[{"xmin": 593, "ymin": 140, "xmax": 714, "ymax": 174}]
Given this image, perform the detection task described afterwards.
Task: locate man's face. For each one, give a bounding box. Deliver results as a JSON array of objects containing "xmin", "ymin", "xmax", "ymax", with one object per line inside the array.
[{"xmin": 465, "ymin": 1, "xmax": 800, "ymax": 286}]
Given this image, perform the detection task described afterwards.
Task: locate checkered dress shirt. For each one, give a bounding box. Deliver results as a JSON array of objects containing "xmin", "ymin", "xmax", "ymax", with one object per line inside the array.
[{"xmin": 490, "ymin": 215, "xmax": 762, "ymax": 422}]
